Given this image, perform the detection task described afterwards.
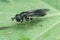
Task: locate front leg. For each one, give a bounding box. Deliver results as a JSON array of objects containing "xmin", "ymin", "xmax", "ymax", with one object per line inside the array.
[
  {"xmin": 20, "ymin": 17, "xmax": 23, "ymax": 23},
  {"xmin": 20, "ymin": 20, "xmax": 23, "ymax": 23},
  {"xmin": 24, "ymin": 15, "xmax": 29, "ymax": 21}
]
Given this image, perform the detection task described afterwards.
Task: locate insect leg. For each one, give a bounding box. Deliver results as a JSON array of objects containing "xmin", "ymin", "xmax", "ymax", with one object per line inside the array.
[
  {"xmin": 24, "ymin": 15, "xmax": 29, "ymax": 21},
  {"xmin": 30, "ymin": 18, "xmax": 33, "ymax": 20},
  {"xmin": 20, "ymin": 17, "xmax": 23, "ymax": 23}
]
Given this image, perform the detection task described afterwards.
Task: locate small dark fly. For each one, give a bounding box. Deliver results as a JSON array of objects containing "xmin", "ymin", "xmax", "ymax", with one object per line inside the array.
[{"xmin": 12, "ymin": 9, "xmax": 49, "ymax": 23}]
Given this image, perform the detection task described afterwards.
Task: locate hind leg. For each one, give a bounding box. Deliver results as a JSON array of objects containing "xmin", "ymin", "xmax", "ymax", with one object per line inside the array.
[{"xmin": 30, "ymin": 18, "xmax": 33, "ymax": 20}]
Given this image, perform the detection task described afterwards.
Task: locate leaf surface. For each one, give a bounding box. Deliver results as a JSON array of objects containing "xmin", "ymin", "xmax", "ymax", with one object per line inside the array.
[{"xmin": 0, "ymin": 0, "xmax": 60, "ymax": 40}]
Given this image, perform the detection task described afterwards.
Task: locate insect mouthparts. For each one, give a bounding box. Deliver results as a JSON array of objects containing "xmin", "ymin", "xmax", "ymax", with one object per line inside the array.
[{"xmin": 11, "ymin": 18, "xmax": 15, "ymax": 21}]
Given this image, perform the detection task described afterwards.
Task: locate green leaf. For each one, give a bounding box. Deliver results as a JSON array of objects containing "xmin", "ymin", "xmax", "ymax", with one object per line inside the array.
[{"xmin": 0, "ymin": 0, "xmax": 60, "ymax": 40}]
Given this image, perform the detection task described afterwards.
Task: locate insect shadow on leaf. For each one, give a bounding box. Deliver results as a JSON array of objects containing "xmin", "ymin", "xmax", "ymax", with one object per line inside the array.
[
  {"xmin": 0, "ymin": 18, "xmax": 44, "ymax": 30},
  {"xmin": 0, "ymin": 26, "xmax": 11, "ymax": 30},
  {"xmin": 0, "ymin": 0, "xmax": 10, "ymax": 3}
]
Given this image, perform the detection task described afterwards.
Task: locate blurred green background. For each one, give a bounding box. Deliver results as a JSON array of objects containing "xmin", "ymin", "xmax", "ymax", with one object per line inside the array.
[{"xmin": 0, "ymin": 0, "xmax": 60, "ymax": 40}]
